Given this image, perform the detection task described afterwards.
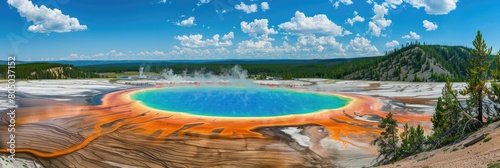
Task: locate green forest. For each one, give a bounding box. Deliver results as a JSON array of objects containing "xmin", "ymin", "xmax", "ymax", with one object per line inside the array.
[{"xmin": 0, "ymin": 63, "xmax": 100, "ymax": 79}]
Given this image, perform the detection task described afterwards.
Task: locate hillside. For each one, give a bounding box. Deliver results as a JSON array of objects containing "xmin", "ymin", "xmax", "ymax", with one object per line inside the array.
[
  {"xmin": 0, "ymin": 63, "xmax": 100, "ymax": 79},
  {"xmin": 378, "ymin": 120, "xmax": 500, "ymax": 168},
  {"xmin": 344, "ymin": 44, "xmax": 471, "ymax": 82}
]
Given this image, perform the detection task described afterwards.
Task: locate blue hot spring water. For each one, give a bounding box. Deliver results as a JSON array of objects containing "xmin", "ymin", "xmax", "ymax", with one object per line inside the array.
[{"xmin": 131, "ymin": 86, "xmax": 350, "ymax": 117}]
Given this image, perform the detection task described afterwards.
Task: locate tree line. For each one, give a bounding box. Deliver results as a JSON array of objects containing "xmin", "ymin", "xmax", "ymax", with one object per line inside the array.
[{"xmin": 0, "ymin": 63, "xmax": 100, "ymax": 79}]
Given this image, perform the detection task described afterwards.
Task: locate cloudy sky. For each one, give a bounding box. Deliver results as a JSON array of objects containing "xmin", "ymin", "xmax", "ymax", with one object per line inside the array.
[{"xmin": 1, "ymin": 0, "xmax": 499, "ymax": 60}]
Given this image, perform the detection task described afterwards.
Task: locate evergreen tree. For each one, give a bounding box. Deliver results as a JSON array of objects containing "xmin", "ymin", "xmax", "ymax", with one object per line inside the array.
[
  {"xmin": 432, "ymin": 97, "xmax": 446, "ymax": 133},
  {"xmin": 432, "ymin": 79, "xmax": 462, "ymax": 139},
  {"xmin": 413, "ymin": 74, "xmax": 420, "ymax": 82},
  {"xmin": 372, "ymin": 112, "xmax": 399, "ymax": 165},
  {"xmin": 461, "ymin": 30, "xmax": 492, "ymax": 125},
  {"xmin": 399, "ymin": 124, "xmax": 426, "ymax": 159},
  {"xmin": 430, "ymin": 79, "xmax": 463, "ymax": 146}
]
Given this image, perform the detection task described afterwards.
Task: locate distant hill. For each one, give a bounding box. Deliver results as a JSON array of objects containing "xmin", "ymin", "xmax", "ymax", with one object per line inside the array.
[
  {"xmin": 0, "ymin": 63, "xmax": 100, "ymax": 79},
  {"xmin": 343, "ymin": 44, "xmax": 471, "ymax": 82}
]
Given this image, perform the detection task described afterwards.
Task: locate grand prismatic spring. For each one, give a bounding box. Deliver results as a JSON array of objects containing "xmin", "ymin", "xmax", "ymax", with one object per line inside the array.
[
  {"xmin": 131, "ymin": 86, "xmax": 350, "ymax": 117},
  {"xmin": 0, "ymin": 79, "xmax": 433, "ymax": 167}
]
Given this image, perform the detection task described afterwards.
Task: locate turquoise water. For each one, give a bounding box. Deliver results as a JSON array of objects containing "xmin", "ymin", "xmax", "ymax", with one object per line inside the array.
[{"xmin": 131, "ymin": 86, "xmax": 350, "ymax": 117}]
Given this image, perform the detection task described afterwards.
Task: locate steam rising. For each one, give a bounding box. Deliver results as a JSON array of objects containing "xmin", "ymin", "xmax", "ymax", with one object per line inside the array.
[{"xmin": 159, "ymin": 65, "xmax": 254, "ymax": 86}]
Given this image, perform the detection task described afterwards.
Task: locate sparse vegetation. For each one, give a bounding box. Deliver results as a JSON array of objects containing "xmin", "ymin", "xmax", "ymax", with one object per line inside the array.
[
  {"xmin": 417, "ymin": 154, "xmax": 434, "ymax": 162},
  {"xmin": 488, "ymin": 162, "xmax": 500, "ymax": 168}
]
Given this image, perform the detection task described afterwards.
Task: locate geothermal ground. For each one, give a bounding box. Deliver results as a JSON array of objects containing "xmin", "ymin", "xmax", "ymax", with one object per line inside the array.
[{"xmin": 0, "ymin": 79, "xmax": 465, "ymax": 168}]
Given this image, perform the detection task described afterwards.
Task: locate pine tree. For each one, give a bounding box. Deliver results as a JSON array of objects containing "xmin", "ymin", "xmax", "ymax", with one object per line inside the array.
[
  {"xmin": 414, "ymin": 74, "xmax": 420, "ymax": 82},
  {"xmin": 432, "ymin": 97, "xmax": 446, "ymax": 135},
  {"xmin": 461, "ymin": 30, "xmax": 492, "ymax": 125},
  {"xmin": 372, "ymin": 112, "xmax": 399, "ymax": 165},
  {"xmin": 399, "ymin": 124, "xmax": 426, "ymax": 159},
  {"xmin": 431, "ymin": 78, "xmax": 463, "ymax": 145}
]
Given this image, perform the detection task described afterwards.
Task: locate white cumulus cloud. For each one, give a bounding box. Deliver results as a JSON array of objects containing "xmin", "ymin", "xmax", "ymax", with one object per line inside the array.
[
  {"xmin": 235, "ymin": 2, "xmax": 258, "ymax": 14},
  {"xmin": 385, "ymin": 40, "xmax": 399, "ymax": 48},
  {"xmin": 368, "ymin": 3, "xmax": 392, "ymax": 37},
  {"xmin": 235, "ymin": 40, "xmax": 297, "ymax": 54},
  {"xmin": 422, "ymin": 20, "xmax": 438, "ymax": 31},
  {"xmin": 261, "ymin": 2, "xmax": 270, "ymax": 11},
  {"xmin": 278, "ymin": 11, "xmax": 345, "ymax": 36},
  {"xmin": 236, "ymin": 40, "xmax": 275, "ymax": 54},
  {"xmin": 347, "ymin": 11, "xmax": 365, "ymax": 26},
  {"xmin": 138, "ymin": 50, "xmax": 167, "ymax": 56},
  {"xmin": 296, "ymin": 35, "xmax": 345, "ymax": 53},
  {"xmin": 385, "ymin": 0, "xmax": 402, "ymax": 8},
  {"xmin": 386, "ymin": 0, "xmax": 403, "ymax": 5},
  {"xmin": 343, "ymin": 30, "xmax": 352, "ymax": 35},
  {"xmin": 402, "ymin": 31, "xmax": 421, "ymax": 39},
  {"xmin": 176, "ymin": 17, "xmax": 196, "ymax": 27},
  {"xmin": 7, "ymin": 0, "xmax": 87, "ymax": 33},
  {"xmin": 404, "ymin": 0, "xmax": 458, "ymax": 15},
  {"xmin": 331, "ymin": 0, "xmax": 354, "ymax": 8},
  {"xmin": 170, "ymin": 46, "xmax": 211, "ymax": 57},
  {"xmin": 222, "ymin": 32, "xmax": 234, "ymax": 40},
  {"xmin": 349, "ymin": 37, "xmax": 378, "ymax": 52},
  {"xmin": 174, "ymin": 32, "xmax": 234, "ymax": 48},
  {"xmin": 197, "ymin": 0, "xmax": 211, "ymax": 6},
  {"xmin": 241, "ymin": 19, "xmax": 278, "ymax": 40},
  {"xmin": 215, "ymin": 47, "xmax": 230, "ymax": 54}
]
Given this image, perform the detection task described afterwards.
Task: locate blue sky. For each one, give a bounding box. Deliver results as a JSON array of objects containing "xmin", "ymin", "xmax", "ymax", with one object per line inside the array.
[{"xmin": 1, "ymin": 0, "xmax": 499, "ymax": 60}]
